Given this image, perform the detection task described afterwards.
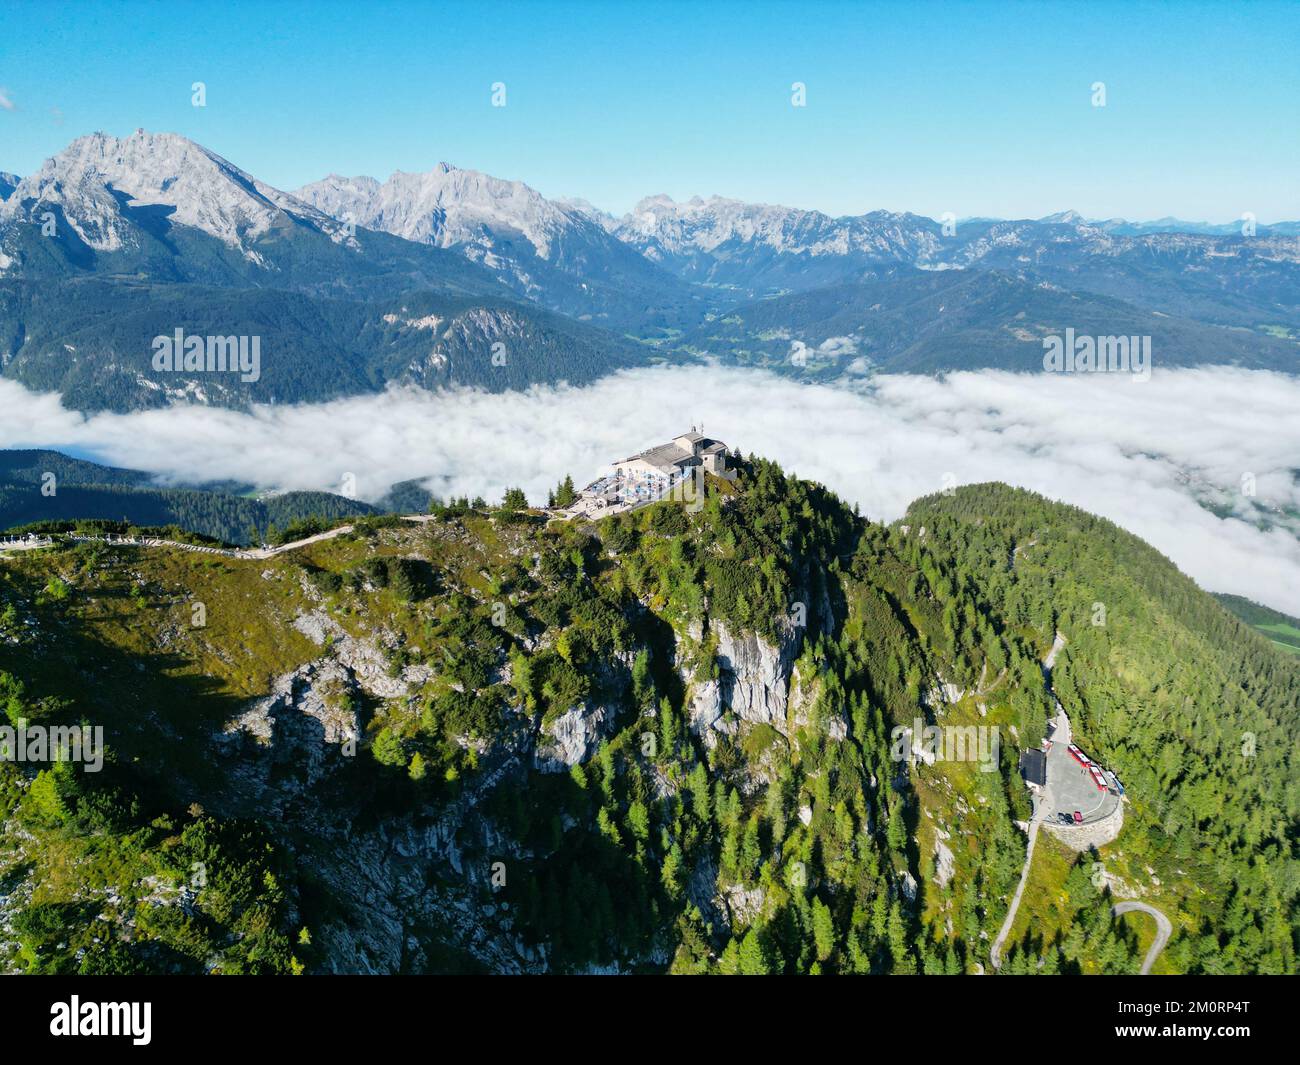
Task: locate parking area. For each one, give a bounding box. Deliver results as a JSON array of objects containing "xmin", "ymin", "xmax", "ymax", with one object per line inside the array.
[{"xmin": 1045, "ymin": 737, "xmax": 1120, "ymax": 825}]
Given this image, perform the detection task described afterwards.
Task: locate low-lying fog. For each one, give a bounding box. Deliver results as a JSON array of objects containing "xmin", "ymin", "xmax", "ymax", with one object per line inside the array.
[{"xmin": 2, "ymin": 365, "xmax": 1298, "ymax": 614}]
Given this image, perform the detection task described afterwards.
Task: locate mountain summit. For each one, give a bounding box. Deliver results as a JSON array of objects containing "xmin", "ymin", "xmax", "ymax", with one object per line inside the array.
[
  {"xmin": 295, "ymin": 164, "xmax": 698, "ymax": 326},
  {"xmin": 2, "ymin": 463, "xmax": 1295, "ymax": 973},
  {"xmin": 0, "ymin": 130, "xmax": 346, "ymax": 255},
  {"xmin": 0, "ymin": 130, "xmax": 509, "ymax": 300},
  {"xmin": 296, "ymin": 164, "xmax": 582, "ymax": 259}
]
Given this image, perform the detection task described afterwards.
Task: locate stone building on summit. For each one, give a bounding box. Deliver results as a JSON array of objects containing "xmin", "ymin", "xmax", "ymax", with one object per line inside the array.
[{"xmin": 562, "ymin": 429, "xmax": 737, "ymax": 517}]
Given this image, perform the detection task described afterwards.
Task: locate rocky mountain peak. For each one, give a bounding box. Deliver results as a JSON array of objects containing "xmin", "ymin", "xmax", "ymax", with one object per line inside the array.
[
  {"xmin": 296, "ymin": 163, "xmax": 574, "ymax": 259},
  {"xmin": 0, "ymin": 129, "xmax": 335, "ymax": 253}
]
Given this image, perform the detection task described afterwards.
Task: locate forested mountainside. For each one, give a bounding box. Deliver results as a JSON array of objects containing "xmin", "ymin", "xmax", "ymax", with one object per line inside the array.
[
  {"xmin": 678, "ymin": 269, "xmax": 1300, "ymax": 377},
  {"xmin": 903, "ymin": 486, "xmax": 1300, "ymax": 973},
  {"xmin": 1, "ymin": 461, "xmax": 1295, "ymax": 974},
  {"xmin": 0, "ymin": 279, "xmax": 650, "ymax": 413},
  {"xmin": 0, "ymin": 450, "xmax": 379, "ymax": 545}
]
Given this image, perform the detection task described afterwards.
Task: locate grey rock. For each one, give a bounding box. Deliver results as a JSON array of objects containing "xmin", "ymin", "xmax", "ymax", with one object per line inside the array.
[
  {"xmin": 534, "ymin": 701, "xmax": 615, "ymax": 772},
  {"xmin": 713, "ymin": 616, "xmax": 801, "ymax": 732}
]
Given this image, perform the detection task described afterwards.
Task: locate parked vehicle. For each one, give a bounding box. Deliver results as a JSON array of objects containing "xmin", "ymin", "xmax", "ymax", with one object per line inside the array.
[{"xmin": 1072, "ymin": 810, "xmax": 1083, "ymax": 824}]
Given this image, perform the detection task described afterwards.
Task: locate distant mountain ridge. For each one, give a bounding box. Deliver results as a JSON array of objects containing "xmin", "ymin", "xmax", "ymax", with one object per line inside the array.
[
  {"xmin": 679, "ymin": 267, "xmax": 1299, "ymax": 376},
  {"xmin": 0, "ymin": 130, "xmax": 1296, "ymax": 416},
  {"xmin": 293, "ymin": 165, "xmax": 703, "ymax": 328},
  {"xmin": 610, "ymin": 194, "xmax": 944, "ymax": 293},
  {"xmin": 0, "ymin": 448, "xmax": 381, "ymax": 544},
  {"xmin": 606, "ymin": 194, "xmax": 1300, "ymax": 327},
  {"xmin": 0, "ymin": 130, "xmax": 510, "ymax": 301},
  {"xmin": 1092, "ymin": 216, "xmax": 1300, "ymax": 237}
]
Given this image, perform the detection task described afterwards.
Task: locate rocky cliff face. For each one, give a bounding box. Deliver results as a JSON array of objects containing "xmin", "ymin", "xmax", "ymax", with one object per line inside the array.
[
  {"xmin": 204, "ymin": 606, "xmax": 550, "ymax": 972},
  {"xmin": 714, "ymin": 617, "xmax": 801, "ymax": 731},
  {"xmin": 206, "ymin": 597, "xmax": 661, "ymax": 971},
  {"xmin": 535, "ymin": 700, "xmax": 614, "ymax": 772},
  {"xmin": 218, "ymin": 657, "xmax": 359, "ymax": 809},
  {"xmin": 686, "ymin": 678, "xmax": 724, "ymax": 741},
  {"xmin": 681, "ymin": 612, "xmax": 807, "ymax": 746},
  {"xmin": 234, "ymin": 602, "xmax": 812, "ymax": 967},
  {"xmin": 301, "ymin": 770, "xmax": 547, "ymax": 975}
]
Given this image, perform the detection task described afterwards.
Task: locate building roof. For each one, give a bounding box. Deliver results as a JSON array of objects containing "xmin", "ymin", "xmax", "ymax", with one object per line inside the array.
[
  {"xmin": 1019, "ymin": 748, "xmax": 1047, "ymax": 786},
  {"xmin": 619, "ymin": 442, "xmax": 694, "ymax": 472},
  {"xmin": 618, "ymin": 431, "xmax": 729, "ymax": 474}
]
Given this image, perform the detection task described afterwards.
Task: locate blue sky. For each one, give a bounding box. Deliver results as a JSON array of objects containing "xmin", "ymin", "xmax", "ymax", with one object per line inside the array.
[{"xmin": 1, "ymin": 0, "xmax": 1296, "ymax": 221}]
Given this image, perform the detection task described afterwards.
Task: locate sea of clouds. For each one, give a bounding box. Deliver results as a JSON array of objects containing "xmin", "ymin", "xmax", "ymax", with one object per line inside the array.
[{"xmin": 2, "ymin": 365, "xmax": 1298, "ymax": 614}]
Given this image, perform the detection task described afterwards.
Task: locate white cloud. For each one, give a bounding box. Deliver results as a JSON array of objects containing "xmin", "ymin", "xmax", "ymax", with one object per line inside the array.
[
  {"xmin": 1, "ymin": 365, "xmax": 1298, "ymax": 614},
  {"xmin": 0, "ymin": 88, "xmax": 14, "ymax": 111},
  {"xmin": 817, "ymin": 335, "xmax": 858, "ymax": 357}
]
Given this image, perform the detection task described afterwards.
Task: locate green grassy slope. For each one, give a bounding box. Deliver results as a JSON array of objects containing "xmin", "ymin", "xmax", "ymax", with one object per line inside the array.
[{"xmin": 1215, "ymin": 593, "xmax": 1300, "ymax": 657}]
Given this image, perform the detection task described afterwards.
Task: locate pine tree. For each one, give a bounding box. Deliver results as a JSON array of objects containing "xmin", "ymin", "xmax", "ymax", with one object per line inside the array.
[
  {"xmin": 553, "ymin": 476, "xmax": 577, "ymax": 508},
  {"xmin": 738, "ymin": 927, "xmax": 772, "ymax": 975},
  {"xmin": 812, "ymin": 897, "xmax": 836, "ymax": 962},
  {"xmin": 408, "ymin": 752, "xmax": 427, "ymax": 781}
]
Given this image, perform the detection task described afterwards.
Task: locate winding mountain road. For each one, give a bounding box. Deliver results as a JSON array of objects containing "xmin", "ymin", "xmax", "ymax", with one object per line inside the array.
[{"xmin": 1112, "ymin": 901, "xmax": 1172, "ymax": 974}]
